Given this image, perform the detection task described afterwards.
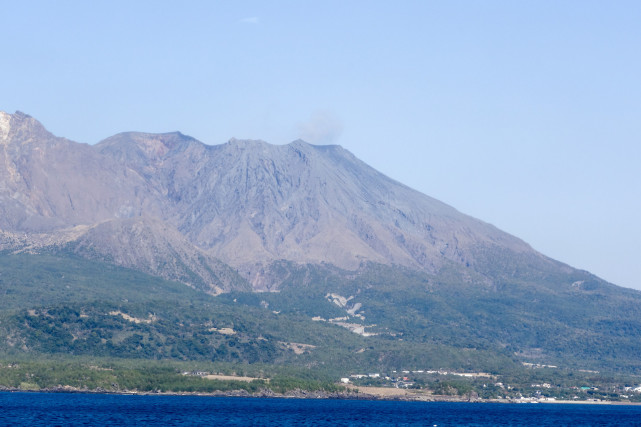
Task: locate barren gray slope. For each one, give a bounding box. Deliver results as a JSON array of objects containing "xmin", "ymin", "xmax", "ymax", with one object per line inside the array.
[
  {"xmin": 97, "ymin": 133, "xmax": 535, "ymax": 274},
  {"xmin": 0, "ymin": 111, "xmax": 164, "ymax": 231},
  {"xmin": 0, "ymin": 112, "xmax": 245, "ymax": 291},
  {"xmin": 65, "ymin": 217, "xmax": 248, "ymax": 294},
  {"xmin": 2, "ymin": 110, "xmax": 548, "ymax": 289}
]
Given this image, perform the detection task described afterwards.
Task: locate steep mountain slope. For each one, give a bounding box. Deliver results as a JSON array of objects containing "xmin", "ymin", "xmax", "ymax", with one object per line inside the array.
[
  {"xmin": 0, "ymin": 112, "xmax": 244, "ymax": 291},
  {"xmin": 96, "ymin": 133, "xmax": 534, "ymax": 277},
  {"xmin": 64, "ymin": 217, "xmax": 249, "ymax": 294},
  {"xmin": 2, "ymin": 110, "xmax": 548, "ymax": 289},
  {"xmin": 0, "ymin": 111, "xmax": 163, "ymax": 232}
]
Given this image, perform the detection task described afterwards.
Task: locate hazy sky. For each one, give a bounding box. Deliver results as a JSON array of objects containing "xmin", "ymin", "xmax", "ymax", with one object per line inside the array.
[{"xmin": 2, "ymin": 1, "xmax": 640, "ymax": 289}]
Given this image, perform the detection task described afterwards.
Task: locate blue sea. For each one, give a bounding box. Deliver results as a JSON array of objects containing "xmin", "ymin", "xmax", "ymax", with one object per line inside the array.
[{"xmin": 1, "ymin": 393, "xmax": 641, "ymax": 426}]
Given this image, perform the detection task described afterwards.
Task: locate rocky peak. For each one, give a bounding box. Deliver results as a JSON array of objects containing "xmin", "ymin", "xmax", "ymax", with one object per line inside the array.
[
  {"xmin": 0, "ymin": 111, "xmax": 53, "ymax": 145},
  {"xmin": 0, "ymin": 111, "xmax": 11, "ymax": 141},
  {"xmin": 226, "ymin": 138, "xmax": 270, "ymax": 148},
  {"xmin": 288, "ymin": 139, "xmax": 340, "ymax": 152},
  {"xmin": 97, "ymin": 131, "xmax": 199, "ymax": 162}
]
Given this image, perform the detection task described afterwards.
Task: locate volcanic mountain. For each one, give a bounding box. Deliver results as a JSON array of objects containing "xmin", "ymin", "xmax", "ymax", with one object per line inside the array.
[
  {"xmin": 1, "ymin": 110, "xmax": 554, "ymax": 290},
  {"xmin": 4, "ymin": 110, "xmax": 641, "ymax": 376}
]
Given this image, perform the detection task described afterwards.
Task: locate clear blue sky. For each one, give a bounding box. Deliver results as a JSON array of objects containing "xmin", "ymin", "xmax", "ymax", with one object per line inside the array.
[{"xmin": 2, "ymin": 1, "xmax": 640, "ymax": 289}]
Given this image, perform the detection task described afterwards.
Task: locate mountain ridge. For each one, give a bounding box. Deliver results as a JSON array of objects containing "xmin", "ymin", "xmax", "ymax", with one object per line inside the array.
[{"xmin": 0, "ymin": 110, "xmax": 605, "ymax": 292}]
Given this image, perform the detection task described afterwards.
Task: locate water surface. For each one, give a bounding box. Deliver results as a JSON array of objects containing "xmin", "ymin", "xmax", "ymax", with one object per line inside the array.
[{"xmin": 1, "ymin": 392, "xmax": 639, "ymax": 426}]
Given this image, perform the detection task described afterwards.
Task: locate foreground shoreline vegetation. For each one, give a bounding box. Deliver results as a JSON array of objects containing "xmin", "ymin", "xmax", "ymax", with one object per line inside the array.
[{"xmin": 2, "ymin": 357, "xmax": 641, "ymax": 405}]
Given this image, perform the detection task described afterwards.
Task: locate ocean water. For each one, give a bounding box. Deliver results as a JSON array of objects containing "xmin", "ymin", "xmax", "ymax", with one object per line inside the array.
[{"xmin": 1, "ymin": 393, "xmax": 640, "ymax": 426}]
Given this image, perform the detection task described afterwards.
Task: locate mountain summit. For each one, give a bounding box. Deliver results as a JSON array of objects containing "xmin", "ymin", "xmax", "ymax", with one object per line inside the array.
[{"xmin": 0, "ymin": 111, "xmax": 595, "ymax": 291}]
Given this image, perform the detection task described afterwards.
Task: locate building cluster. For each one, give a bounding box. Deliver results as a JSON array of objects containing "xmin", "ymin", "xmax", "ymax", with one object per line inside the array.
[{"xmin": 342, "ymin": 369, "xmax": 493, "ymax": 389}]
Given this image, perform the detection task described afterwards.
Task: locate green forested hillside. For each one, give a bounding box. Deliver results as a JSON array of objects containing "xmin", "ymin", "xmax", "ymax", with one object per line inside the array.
[
  {"xmin": 0, "ymin": 253, "xmax": 515, "ymax": 374},
  {"xmin": 2, "ymin": 252, "xmax": 641, "ymax": 398},
  {"xmin": 225, "ymin": 261, "xmax": 641, "ymax": 374}
]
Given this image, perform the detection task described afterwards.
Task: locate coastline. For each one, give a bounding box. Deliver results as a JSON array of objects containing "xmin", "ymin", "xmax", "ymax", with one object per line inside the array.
[{"xmin": 2, "ymin": 385, "xmax": 640, "ymax": 405}]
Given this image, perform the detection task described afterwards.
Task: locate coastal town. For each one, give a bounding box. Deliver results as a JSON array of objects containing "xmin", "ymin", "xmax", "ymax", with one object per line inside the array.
[
  {"xmin": 339, "ymin": 368, "xmax": 641, "ymax": 403},
  {"xmin": 176, "ymin": 365, "xmax": 641, "ymax": 404}
]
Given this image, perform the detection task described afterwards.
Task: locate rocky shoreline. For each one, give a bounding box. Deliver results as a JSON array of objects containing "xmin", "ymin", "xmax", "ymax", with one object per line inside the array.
[
  {"xmin": 2, "ymin": 385, "xmax": 638, "ymax": 405},
  {"xmin": 0, "ymin": 383, "xmax": 458, "ymax": 400}
]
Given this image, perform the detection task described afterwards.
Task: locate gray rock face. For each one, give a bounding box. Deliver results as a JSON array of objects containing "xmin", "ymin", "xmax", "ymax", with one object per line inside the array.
[
  {"xmin": 66, "ymin": 217, "xmax": 249, "ymax": 294},
  {"xmin": 0, "ymin": 111, "xmax": 163, "ymax": 231},
  {"xmin": 98, "ymin": 133, "xmax": 534, "ymax": 270},
  {"xmin": 0, "ymin": 111, "xmax": 544, "ymax": 289}
]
